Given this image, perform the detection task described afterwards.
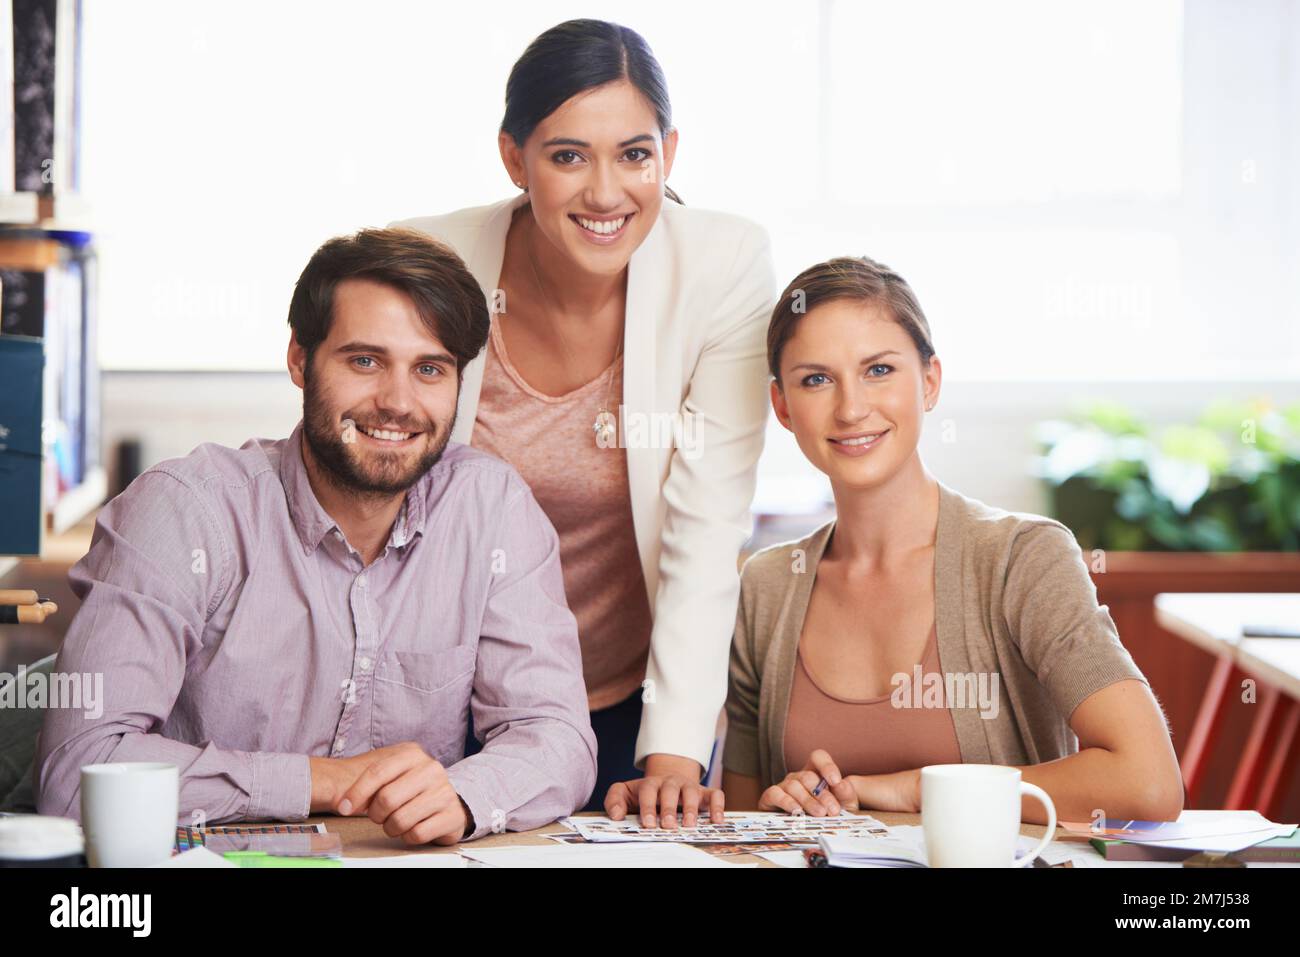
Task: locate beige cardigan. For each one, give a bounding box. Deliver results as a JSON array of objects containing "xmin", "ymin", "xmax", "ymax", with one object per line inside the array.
[{"xmin": 724, "ymin": 483, "xmax": 1149, "ymax": 787}]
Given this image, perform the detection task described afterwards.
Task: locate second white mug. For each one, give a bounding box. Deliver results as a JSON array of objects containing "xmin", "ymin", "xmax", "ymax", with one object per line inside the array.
[{"xmin": 921, "ymin": 764, "xmax": 1056, "ymax": 867}]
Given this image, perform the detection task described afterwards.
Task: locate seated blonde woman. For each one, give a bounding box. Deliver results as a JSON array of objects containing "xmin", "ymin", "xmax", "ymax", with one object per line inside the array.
[{"xmin": 722, "ymin": 256, "xmax": 1183, "ymax": 825}]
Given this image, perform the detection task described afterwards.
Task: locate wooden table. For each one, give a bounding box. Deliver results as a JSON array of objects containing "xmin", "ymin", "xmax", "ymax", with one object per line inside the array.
[
  {"xmin": 318, "ymin": 811, "xmax": 1067, "ymax": 866},
  {"xmin": 1089, "ymin": 554, "xmax": 1300, "ymax": 805},
  {"xmin": 1156, "ymin": 593, "xmax": 1300, "ymax": 818}
]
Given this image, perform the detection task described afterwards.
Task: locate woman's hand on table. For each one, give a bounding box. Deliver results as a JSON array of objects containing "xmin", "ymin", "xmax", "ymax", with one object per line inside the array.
[
  {"xmin": 604, "ymin": 753, "xmax": 726, "ymax": 829},
  {"xmin": 757, "ymin": 752, "xmax": 923, "ymax": 816},
  {"xmin": 844, "ymin": 767, "xmax": 922, "ymax": 814},
  {"xmin": 758, "ymin": 749, "xmax": 860, "ymax": 815}
]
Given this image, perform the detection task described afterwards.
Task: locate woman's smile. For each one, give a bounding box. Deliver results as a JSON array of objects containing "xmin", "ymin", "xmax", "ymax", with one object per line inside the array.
[
  {"xmin": 827, "ymin": 428, "xmax": 890, "ymax": 457},
  {"xmin": 569, "ymin": 211, "xmax": 635, "ymax": 244}
]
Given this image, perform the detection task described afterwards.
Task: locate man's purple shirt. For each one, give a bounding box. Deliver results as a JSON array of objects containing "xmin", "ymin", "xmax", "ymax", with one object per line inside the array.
[{"xmin": 35, "ymin": 423, "xmax": 597, "ymax": 840}]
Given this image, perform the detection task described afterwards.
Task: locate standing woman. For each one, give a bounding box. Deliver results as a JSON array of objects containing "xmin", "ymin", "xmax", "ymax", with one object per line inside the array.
[{"xmin": 393, "ymin": 19, "xmax": 774, "ymax": 824}]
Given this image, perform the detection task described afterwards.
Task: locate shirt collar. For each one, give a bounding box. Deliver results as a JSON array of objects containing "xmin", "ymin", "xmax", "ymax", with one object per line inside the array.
[
  {"xmin": 391, "ymin": 473, "xmax": 427, "ymax": 549},
  {"xmin": 280, "ymin": 421, "xmax": 427, "ymax": 556}
]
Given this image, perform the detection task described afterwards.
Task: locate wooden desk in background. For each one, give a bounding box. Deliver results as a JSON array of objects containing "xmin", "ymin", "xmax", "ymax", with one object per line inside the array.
[
  {"xmin": 1091, "ymin": 556, "xmax": 1300, "ymax": 817},
  {"xmin": 1156, "ymin": 593, "xmax": 1300, "ymax": 820}
]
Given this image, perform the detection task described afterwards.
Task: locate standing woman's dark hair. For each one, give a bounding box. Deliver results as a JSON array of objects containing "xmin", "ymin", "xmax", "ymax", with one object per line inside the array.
[{"xmin": 501, "ymin": 18, "xmax": 684, "ymax": 204}]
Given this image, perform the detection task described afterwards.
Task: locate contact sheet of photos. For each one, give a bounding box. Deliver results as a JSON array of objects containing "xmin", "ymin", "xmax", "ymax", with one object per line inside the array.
[{"xmin": 555, "ymin": 812, "xmax": 889, "ymax": 845}]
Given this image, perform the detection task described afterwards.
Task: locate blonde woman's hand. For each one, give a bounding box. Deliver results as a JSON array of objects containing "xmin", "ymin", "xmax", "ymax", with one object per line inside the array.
[
  {"xmin": 849, "ymin": 768, "xmax": 923, "ymax": 813},
  {"xmin": 758, "ymin": 749, "xmax": 859, "ymax": 816}
]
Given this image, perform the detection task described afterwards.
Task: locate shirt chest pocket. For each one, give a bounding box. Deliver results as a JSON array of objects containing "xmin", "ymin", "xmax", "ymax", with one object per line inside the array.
[{"xmin": 371, "ymin": 644, "xmax": 477, "ymax": 765}]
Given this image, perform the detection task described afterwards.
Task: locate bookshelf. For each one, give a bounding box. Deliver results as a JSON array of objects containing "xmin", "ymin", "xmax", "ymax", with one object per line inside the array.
[
  {"xmin": 0, "ymin": 227, "xmax": 100, "ymax": 554},
  {"xmin": 0, "ymin": 1, "xmax": 98, "ymax": 563}
]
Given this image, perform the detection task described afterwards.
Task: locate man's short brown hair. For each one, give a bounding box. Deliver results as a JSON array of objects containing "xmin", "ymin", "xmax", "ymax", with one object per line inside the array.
[{"xmin": 287, "ymin": 227, "xmax": 489, "ymax": 378}]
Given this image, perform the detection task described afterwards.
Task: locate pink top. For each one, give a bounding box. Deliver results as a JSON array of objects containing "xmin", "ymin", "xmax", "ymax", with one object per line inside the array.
[
  {"xmin": 782, "ymin": 623, "xmax": 963, "ymax": 776},
  {"xmin": 471, "ymin": 321, "xmax": 654, "ymax": 711}
]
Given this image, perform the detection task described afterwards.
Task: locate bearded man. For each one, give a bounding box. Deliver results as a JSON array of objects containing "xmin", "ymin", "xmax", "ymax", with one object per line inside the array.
[{"xmin": 35, "ymin": 228, "xmax": 596, "ymax": 845}]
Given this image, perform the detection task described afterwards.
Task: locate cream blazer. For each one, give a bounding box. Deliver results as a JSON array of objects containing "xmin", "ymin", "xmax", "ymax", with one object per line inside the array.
[{"xmin": 393, "ymin": 193, "xmax": 775, "ymax": 768}]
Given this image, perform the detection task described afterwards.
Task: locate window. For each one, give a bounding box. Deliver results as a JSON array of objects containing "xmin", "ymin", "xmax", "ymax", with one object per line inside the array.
[{"xmin": 83, "ymin": 0, "xmax": 1298, "ymax": 382}]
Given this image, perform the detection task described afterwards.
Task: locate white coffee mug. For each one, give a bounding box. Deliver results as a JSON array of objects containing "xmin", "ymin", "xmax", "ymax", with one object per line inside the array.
[
  {"xmin": 921, "ymin": 764, "xmax": 1056, "ymax": 868},
  {"xmin": 80, "ymin": 762, "xmax": 179, "ymax": 868}
]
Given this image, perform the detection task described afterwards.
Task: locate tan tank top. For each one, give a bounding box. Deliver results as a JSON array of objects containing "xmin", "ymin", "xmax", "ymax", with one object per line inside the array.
[
  {"xmin": 470, "ymin": 320, "xmax": 654, "ymax": 711},
  {"xmin": 782, "ymin": 623, "xmax": 963, "ymax": 776}
]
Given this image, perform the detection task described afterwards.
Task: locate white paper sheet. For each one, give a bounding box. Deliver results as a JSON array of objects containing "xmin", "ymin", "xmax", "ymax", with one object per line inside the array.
[
  {"xmin": 342, "ymin": 853, "xmax": 466, "ymax": 868},
  {"xmin": 756, "ymin": 850, "xmax": 810, "ymax": 868},
  {"xmin": 152, "ymin": 846, "xmax": 237, "ymax": 868}
]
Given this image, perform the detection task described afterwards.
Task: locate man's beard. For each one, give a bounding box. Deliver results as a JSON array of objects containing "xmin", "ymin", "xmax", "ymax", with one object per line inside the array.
[{"xmin": 301, "ymin": 366, "xmax": 454, "ymax": 497}]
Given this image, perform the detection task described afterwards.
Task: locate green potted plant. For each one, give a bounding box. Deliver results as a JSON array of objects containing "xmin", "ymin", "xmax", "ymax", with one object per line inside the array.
[{"xmin": 1034, "ymin": 399, "xmax": 1300, "ymax": 552}]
